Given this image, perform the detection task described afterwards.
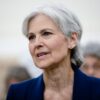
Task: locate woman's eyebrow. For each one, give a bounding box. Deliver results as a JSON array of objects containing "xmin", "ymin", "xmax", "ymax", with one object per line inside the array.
[
  {"xmin": 40, "ymin": 28, "xmax": 54, "ymax": 33},
  {"xmin": 27, "ymin": 28, "xmax": 54, "ymax": 37},
  {"xmin": 27, "ymin": 32, "xmax": 35, "ymax": 37}
]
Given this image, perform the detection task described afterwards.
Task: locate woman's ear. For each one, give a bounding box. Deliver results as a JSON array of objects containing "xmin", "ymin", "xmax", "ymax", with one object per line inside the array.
[{"xmin": 68, "ymin": 32, "xmax": 78, "ymax": 49}]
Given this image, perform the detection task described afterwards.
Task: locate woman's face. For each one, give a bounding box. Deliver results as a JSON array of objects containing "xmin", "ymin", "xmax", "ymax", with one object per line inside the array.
[
  {"xmin": 27, "ymin": 14, "xmax": 72, "ymax": 69},
  {"xmin": 81, "ymin": 56, "xmax": 100, "ymax": 78}
]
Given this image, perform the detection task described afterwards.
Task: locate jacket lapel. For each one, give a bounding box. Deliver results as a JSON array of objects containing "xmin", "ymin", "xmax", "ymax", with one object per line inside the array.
[{"xmin": 26, "ymin": 74, "xmax": 44, "ymax": 100}]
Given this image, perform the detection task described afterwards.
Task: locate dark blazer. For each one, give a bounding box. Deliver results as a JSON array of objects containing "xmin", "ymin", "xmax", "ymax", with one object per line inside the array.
[{"xmin": 6, "ymin": 69, "xmax": 100, "ymax": 100}]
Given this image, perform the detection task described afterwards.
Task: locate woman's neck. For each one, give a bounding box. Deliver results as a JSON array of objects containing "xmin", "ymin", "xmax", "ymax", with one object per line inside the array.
[{"xmin": 43, "ymin": 58, "xmax": 74, "ymax": 92}]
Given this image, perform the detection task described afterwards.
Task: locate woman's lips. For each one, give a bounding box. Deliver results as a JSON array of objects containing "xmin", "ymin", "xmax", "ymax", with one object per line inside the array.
[{"xmin": 36, "ymin": 52, "xmax": 49, "ymax": 59}]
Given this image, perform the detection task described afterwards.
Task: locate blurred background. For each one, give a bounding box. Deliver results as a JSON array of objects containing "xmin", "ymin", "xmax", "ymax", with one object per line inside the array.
[{"xmin": 0, "ymin": 0, "xmax": 100, "ymax": 99}]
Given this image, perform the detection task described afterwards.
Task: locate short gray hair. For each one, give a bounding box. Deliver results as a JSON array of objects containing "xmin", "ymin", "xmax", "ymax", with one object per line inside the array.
[
  {"xmin": 22, "ymin": 4, "xmax": 83, "ymax": 66},
  {"xmin": 83, "ymin": 42, "xmax": 100, "ymax": 59}
]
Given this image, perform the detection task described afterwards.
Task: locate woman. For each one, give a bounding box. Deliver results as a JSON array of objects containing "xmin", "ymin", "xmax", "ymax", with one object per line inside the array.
[
  {"xmin": 7, "ymin": 4, "xmax": 100, "ymax": 100},
  {"xmin": 80, "ymin": 42, "xmax": 100, "ymax": 78}
]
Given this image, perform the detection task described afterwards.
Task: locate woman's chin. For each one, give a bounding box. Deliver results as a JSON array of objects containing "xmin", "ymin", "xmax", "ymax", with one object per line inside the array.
[{"xmin": 35, "ymin": 62, "xmax": 51, "ymax": 69}]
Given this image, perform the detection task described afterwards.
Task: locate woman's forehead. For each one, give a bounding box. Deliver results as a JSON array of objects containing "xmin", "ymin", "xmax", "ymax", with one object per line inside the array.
[{"xmin": 28, "ymin": 14, "xmax": 61, "ymax": 32}]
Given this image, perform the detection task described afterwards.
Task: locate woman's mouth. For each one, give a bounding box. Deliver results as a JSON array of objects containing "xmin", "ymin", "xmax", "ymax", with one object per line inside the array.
[{"xmin": 36, "ymin": 52, "xmax": 49, "ymax": 59}]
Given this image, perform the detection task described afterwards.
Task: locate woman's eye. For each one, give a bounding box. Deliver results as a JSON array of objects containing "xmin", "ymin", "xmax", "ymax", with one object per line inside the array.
[
  {"xmin": 28, "ymin": 35, "xmax": 35, "ymax": 40},
  {"xmin": 42, "ymin": 32, "xmax": 52, "ymax": 36}
]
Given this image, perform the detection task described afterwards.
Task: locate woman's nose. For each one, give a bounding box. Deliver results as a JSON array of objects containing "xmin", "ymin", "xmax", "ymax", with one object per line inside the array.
[{"xmin": 34, "ymin": 36, "xmax": 43, "ymax": 49}]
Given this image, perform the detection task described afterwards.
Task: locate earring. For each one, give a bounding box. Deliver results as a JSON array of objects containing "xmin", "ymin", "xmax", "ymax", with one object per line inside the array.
[{"xmin": 70, "ymin": 44, "xmax": 75, "ymax": 49}]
